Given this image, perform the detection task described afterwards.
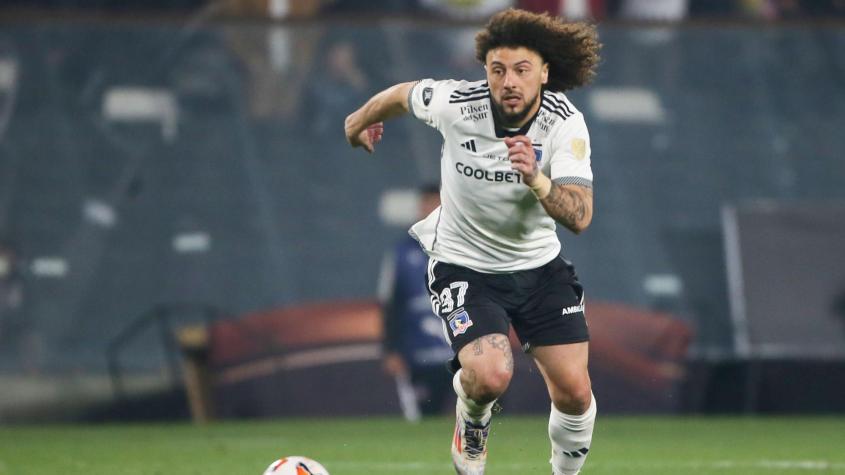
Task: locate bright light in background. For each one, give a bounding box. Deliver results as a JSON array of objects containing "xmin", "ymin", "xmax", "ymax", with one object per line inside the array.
[
  {"xmin": 0, "ymin": 59, "xmax": 17, "ymax": 90},
  {"xmin": 102, "ymin": 87, "xmax": 179, "ymax": 142},
  {"xmin": 172, "ymin": 232, "xmax": 211, "ymax": 254},
  {"xmin": 82, "ymin": 198, "xmax": 117, "ymax": 228},
  {"xmin": 643, "ymin": 274, "xmax": 683, "ymax": 298},
  {"xmin": 31, "ymin": 257, "xmax": 68, "ymax": 278},
  {"xmin": 589, "ymin": 87, "xmax": 666, "ymax": 124},
  {"xmin": 378, "ymin": 189, "xmax": 419, "ymax": 227}
]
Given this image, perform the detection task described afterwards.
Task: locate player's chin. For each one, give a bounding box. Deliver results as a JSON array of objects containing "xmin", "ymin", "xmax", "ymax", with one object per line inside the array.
[{"xmin": 502, "ymin": 110, "xmax": 525, "ymax": 124}]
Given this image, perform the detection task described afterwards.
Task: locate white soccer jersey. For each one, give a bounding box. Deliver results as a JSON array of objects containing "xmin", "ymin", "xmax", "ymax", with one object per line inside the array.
[{"xmin": 408, "ymin": 78, "xmax": 593, "ymax": 273}]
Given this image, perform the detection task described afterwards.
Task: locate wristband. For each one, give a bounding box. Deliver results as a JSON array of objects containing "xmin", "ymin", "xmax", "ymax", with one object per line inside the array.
[{"xmin": 529, "ymin": 173, "xmax": 552, "ymax": 200}]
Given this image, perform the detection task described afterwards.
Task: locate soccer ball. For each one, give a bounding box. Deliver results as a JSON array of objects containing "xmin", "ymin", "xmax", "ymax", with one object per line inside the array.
[{"xmin": 262, "ymin": 456, "xmax": 329, "ymax": 475}]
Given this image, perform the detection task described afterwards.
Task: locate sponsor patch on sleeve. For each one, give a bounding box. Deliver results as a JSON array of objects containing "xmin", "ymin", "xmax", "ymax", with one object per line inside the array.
[
  {"xmin": 571, "ymin": 138, "xmax": 586, "ymax": 160},
  {"xmin": 422, "ymin": 87, "xmax": 433, "ymax": 106}
]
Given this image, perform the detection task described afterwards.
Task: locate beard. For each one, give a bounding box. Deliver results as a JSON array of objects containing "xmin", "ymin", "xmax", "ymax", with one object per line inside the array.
[{"xmin": 492, "ymin": 91, "xmax": 539, "ymax": 128}]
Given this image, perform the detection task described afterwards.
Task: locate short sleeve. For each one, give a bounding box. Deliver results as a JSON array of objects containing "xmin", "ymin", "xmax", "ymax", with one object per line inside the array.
[
  {"xmin": 408, "ymin": 78, "xmax": 459, "ymax": 132},
  {"xmin": 549, "ymin": 112, "xmax": 593, "ymax": 188}
]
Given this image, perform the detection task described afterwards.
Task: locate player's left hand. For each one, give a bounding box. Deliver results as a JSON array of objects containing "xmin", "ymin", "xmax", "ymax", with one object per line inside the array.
[
  {"xmin": 505, "ymin": 135, "xmax": 539, "ymax": 184},
  {"xmin": 345, "ymin": 118, "xmax": 384, "ymax": 153}
]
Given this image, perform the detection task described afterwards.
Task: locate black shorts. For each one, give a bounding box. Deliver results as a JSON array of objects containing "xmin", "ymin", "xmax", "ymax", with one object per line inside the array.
[{"xmin": 425, "ymin": 256, "xmax": 589, "ymax": 370}]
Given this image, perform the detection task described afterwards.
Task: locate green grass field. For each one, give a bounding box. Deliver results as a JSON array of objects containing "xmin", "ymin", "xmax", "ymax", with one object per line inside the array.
[{"xmin": 1, "ymin": 416, "xmax": 844, "ymax": 474}]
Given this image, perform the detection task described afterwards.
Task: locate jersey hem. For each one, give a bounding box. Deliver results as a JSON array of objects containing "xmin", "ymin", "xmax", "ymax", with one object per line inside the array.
[{"xmin": 424, "ymin": 246, "xmax": 561, "ymax": 274}]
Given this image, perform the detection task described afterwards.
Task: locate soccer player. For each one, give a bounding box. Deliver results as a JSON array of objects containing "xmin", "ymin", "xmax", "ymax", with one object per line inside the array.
[{"xmin": 344, "ymin": 9, "xmax": 600, "ymax": 475}]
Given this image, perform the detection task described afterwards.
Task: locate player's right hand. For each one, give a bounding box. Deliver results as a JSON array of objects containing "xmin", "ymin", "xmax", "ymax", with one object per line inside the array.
[
  {"xmin": 504, "ymin": 135, "xmax": 539, "ymax": 183},
  {"xmin": 346, "ymin": 121, "xmax": 384, "ymax": 153}
]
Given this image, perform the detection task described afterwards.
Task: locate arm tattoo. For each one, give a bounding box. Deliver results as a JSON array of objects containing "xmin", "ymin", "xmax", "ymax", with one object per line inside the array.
[{"xmin": 540, "ymin": 183, "xmax": 593, "ymax": 234}]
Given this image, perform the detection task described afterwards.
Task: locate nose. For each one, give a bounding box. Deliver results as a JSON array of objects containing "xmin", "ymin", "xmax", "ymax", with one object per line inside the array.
[{"xmin": 502, "ymin": 69, "xmax": 516, "ymax": 88}]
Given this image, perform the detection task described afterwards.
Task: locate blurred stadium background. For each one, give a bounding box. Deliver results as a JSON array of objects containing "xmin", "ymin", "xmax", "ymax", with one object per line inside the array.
[{"xmin": 0, "ymin": 0, "xmax": 844, "ymax": 470}]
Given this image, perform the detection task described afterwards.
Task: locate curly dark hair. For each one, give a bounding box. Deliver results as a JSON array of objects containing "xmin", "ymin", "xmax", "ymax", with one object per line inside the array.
[{"xmin": 475, "ymin": 9, "xmax": 601, "ymax": 92}]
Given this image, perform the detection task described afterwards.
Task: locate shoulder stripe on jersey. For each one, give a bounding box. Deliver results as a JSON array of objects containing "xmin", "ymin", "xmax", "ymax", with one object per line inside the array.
[
  {"xmin": 542, "ymin": 101, "xmax": 572, "ymax": 117},
  {"xmin": 450, "ymin": 87, "xmax": 490, "ymax": 98},
  {"xmin": 544, "ymin": 93, "xmax": 575, "ymax": 116},
  {"xmin": 553, "ymin": 176, "xmax": 593, "ymax": 188},
  {"xmin": 545, "ymin": 94, "xmax": 574, "ymax": 115},
  {"xmin": 541, "ymin": 103, "xmax": 569, "ymax": 121},
  {"xmin": 449, "ymin": 94, "xmax": 490, "ymax": 104},
  {"xmin": 542, "ymin": 94, "xmax": 573, "ymax": 116},
  {"xmin": 543, "ymin": 94, "xmax": 573, "ymax": 116},
  {"xmin": 455, "ymin": 82, "xmax": 488, "ymax": 93}
]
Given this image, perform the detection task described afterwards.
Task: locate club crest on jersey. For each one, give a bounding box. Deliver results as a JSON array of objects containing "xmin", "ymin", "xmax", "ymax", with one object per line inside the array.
[
  {"xmin": 448, "ymin": 309, "xmax": 473, "ymax": 336},
  {"xmin": 533, "ymin": 143, "xmax": 543, "ymax": 162},
  {"xmin": 422, "ymin": 87, "xmax": 433, "ymax": 106}
]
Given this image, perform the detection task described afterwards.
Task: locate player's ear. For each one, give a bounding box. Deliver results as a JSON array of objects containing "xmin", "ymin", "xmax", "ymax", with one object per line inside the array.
[{"xmin": 541, "ymin": 63, "xmax": 549, "ymax": 85}]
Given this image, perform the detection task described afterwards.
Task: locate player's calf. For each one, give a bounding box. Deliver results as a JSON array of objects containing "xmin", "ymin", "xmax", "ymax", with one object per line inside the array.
[
  {"xmin": 451, "ymin": 334, "xmax": 514, "ymax": 474},
  {"xmin": 549, "ymin": 392, "xmax": 597, "ymax": 475},
  {"xmin": 452, "ymin": 370, "xmax": 494, "ymax": 475}
]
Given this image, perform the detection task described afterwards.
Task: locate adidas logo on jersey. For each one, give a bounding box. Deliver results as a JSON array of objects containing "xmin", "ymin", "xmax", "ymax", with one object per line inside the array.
[{"xmin": 460, "ymin": 139, "xmax": 477, "ymax": 153}]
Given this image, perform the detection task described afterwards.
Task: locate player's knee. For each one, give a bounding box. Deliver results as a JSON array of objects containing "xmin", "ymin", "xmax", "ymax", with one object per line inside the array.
[
  {"xmin": 552, "ymin": 380, "xmax": 592, "ymax": 415},
  {"xmin": 467, "ymin": 367, "xmax": 512, "ymax": 403}
]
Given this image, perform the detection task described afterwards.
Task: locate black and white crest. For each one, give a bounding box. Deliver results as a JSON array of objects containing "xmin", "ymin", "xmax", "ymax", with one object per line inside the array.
[{"xmin": 422, "ymin": 87, "xmax": 433, "ymax": 106}]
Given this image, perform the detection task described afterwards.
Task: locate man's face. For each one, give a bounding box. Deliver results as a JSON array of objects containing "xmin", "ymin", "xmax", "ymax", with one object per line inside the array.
[{"xmin": 485, "ymin": 47, "xmax": 548, "ymax": 128}]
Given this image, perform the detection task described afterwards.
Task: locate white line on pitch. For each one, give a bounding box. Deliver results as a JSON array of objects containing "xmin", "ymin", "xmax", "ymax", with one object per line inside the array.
[{"xmin": 322, "ymin": 459, "xmax": 845, "ymax": 472}]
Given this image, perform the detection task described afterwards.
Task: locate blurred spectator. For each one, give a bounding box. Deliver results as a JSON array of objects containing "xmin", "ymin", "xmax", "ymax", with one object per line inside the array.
[
  {"xmin": 753, "ymin": 0, "xmax": 845, "ymax": 19},
  {"xmin": 518, "ymin": 0, "xmax": 607, "ymax": 20},
  {"xmin": 516, "ymin": 0, "xmax": 845, "ymax": 21},
  {"xmin": 301, "ymin": 39, "xmax": 369, "ymax": 137},
  {"xmin": 419, "ymin": 0, "xmax": 514, "ymax": 20},
  {"xmin": 223, "ymin": 0, "xmax": 323, "ymax": 19},
  {"xmin": 2, "ymin": 0, "xmax": 843, "ymax": 20},
  {"xmin": 0, "ymin": 0, "xmax": 206, "ymax": 11},
  {"xmin": 225, "ymin": 25, "xmax": 323, "ymax": 120},
  {"xmin": 320, "ymin": 0, "xmax": 418, "ymax": 15},
  {"xmin": 378, "ymin": 185, "xmax": 453, "ymax": 421},
  {"xmin": 0, "ymin": 239, "xmax": 39, "ymax": 374},
  {"xmin": 0, "ymin": 240, "xmax": 22, "ymax": 318},
  {"xmin": 618, "ymin": 0, "xmax": 688, "ymax": 21},
  {"xmin": 690, "ymin": 0, "xmax": 845, "ymax": 20}
]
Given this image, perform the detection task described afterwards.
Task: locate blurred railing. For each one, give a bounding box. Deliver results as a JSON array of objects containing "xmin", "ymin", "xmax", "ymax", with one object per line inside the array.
[{"xmin": 106, "ymin": 302, "xmax": 221, "ymax": 400}]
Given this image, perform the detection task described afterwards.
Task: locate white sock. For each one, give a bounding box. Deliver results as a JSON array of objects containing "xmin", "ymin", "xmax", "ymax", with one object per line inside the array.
[
  {"xmin": 549, "ymin": 392, "xmax": 596, "ymax": 475},
  {"xmin": 453, "ymin": 369, "xmax": 495, "ymax": 425}
]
